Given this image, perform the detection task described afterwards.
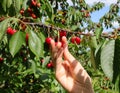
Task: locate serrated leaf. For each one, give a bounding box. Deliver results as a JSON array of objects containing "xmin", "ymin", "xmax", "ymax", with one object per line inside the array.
[
  {"xmin": 9, "ymin": 31, "xmax": 25, "ymax": 57},
  {"xmin": 38, "ymin": 32, "xmax": 46, "ymax": 43},
  {"xmin": 94, "ymin": 40, "xmax": 108, "ymax": 68},
  {"xmin": 100, "ymin": 39, "xmax": 120, "ymax": 86},
  {"xmin": 95, "ymin": 27, "xmax": 103, "ymax": 39},
  {"xmin": 29, "ymin": 30, "xmax": 43, "ymax": 58},
  {"xmin": 101, "ymin": 40, "xmax": 115, "ymax": 81}
]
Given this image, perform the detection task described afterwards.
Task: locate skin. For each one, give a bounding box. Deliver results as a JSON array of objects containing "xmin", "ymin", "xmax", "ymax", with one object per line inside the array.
[{"xmin": 50, "ymin": 36, "xmax": 94, "ymax": 93}]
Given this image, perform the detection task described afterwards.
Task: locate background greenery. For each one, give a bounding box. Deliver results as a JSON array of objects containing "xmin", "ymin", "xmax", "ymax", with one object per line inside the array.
[{"xmin": 0, "ymin": 0, "xmax": 120, "ymax": 93}]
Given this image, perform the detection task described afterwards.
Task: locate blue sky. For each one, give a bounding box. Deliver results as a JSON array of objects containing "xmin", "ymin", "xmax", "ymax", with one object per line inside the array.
[{"xmin": 67, "ymin": 0, "xmax": 120, "ymax": 31}]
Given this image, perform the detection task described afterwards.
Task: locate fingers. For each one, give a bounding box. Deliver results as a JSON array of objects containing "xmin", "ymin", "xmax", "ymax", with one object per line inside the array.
[
  {"xmin": 50, "ymin": 39, "xmax": 62, "ymax": 52},
  {"xmin": 50, "ymin": 39, "xmax": 55, "ymax": 51},
  {"xmin": 61, "ymin": 36, "xmax": 84, "ymax": 73},
  {"xmin": 61, "ymin": 36, "xmax": 76, "ymax": 63},
  {"xmin": 50, "ymin": 39, "xmax": 63, "ymax": 67}
]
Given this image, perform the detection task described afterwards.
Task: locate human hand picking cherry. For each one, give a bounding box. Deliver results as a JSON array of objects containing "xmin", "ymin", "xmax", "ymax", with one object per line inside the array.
[{"xmin": 49, "ymin": 36, "xmax": 94, "ymax": 93}]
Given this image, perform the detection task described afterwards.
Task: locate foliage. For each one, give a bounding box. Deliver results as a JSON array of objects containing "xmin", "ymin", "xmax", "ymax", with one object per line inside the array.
[{"xmin": 0, "ymin": 0, "xmax": 120, "ymax": 92}]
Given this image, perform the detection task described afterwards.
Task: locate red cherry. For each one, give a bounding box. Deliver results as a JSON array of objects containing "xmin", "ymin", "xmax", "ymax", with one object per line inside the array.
[
  {"xmin": 31, "ymin": 13, "xmax": 37, "ymax": 19},
  {"xmin": 7, "ymin": 27, "xmax": 16, "ymax": 35},
  {"xmin": 70, "ymin": 37, "xmax": 76, "ymax": 44},
  {"xmin": 75, "ymin": 37, "xmax": 81, "ymax": 44},
  {"xmin": 0, "ymin": 57, "xmax": 4, "ymax": 63},
  {"xmin": 20, "ymin": 9, "xmax": 24, "ymax": 15},
  {"xmin": 47, "ymin": 62, "xmax": 54, "ymax": 68},
  {"xmin": 59, "ymin": 30, "xmax": 67, "ymax": 37},
  {"xmin": 45, "ymin": 37, "xmax": 52, "ymax": 44},
  {"xmin": 31, "ymin": 0, "xmax": 37, "ymax": 6},
  {"xmin": 47, "ymin": 63, "xmax": 52, "ymax": 68},
  {"xmin": 7, "ymin": 27, "xmax": 12, "ymax": 33},
  {"xmin": 50, "ymin": 61, "xmax": 54, "ymax": 67}
]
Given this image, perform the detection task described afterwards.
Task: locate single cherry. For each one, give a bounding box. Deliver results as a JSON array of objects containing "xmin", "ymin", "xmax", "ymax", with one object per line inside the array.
[
  {"xmin": 47, "ymin": 62, "xmax": 54, "ymax": 68},
  {"xmin": 75, "ymin": 37, "xmax": 81, "ymax": 44},
  {"xmin": 31, "ymin": 0, "xmax": 37, "ymax": 6},
  {"xmin": 59, "ymin": 30, "xmax": 67, "ymax": 37},
  {"xmin": 70, "ymin": 37, "xmax": 76, "ymax": 44},
  {"xmin": 0, "ymin": 57, "xmax": 4, "ymax": 63},
  {"xmin": 31, "ymin": 13, "xmax": 37, "ymax": 19},
  {"xmin": 20, "ymin": 8, "xmax": 24, "ymax": 15},
  {"xmin": 45, "ymin": 37, "xmax": 52, "ymax": 44}
]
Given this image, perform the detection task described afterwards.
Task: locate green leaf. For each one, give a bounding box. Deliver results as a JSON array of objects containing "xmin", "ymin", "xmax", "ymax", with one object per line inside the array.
[
  {"xmin": 30, "ymin": 60, "xmax": 36, "ymax": 74},
  {"xmin": 42, "ymin": 56, "xmax": 50, "ymax": 68},
  {"xmin": 0, "ymin": 18, "xmax": 10, "ymax": 41},
  {"xmin": 22, "ymin": 69, "xmax": 32, "ymax": 77},
  {"xmin": 94, "ymin": 40, "xmax": 108, "ymax": 69},
  {"xmin": 9, "ymin": 31, "xmax": 25, "ymax": 57},
  {"xmin": 101, "ymin": 39, "xmax": 120, "ymax": 84},
  {"xmin": 101, "ymin": 40, "xmax": 115, "ymax": 81},
  {"xmin": 90, "ymin": 49, "xmax": 96, "ymax": 70},
  {"xmin": 88, "ymin": 36, "xmax": 98, "ymax": 69},
  {"xmin": 71, "ymin": 25, "xmax": 79, "ymax": 31},
  {"xmin": 7, "ymin": 0, "xmax": 12, "ymax": 9},
  {"xmin": 42, "ymin": 0, "xmax": 53, "ymax": 20},
  {"xmin": 95, "ymin": 27, "xmax": 103, "ymax": 39},
  {"xmin": 38, "ymin": 32, "xmax": 46, "ymax": 43},
  {"xmin": 1, "ymin": 0, "xmax": 7, "ymax": 12},
  {"xmin": 22, "ymin": 0, "xmax": 28, "ymax": 10},
  {"xmin": 29, "ymin": 30, "xmax": 43, "ymax": 58},
  {"xmin": 13, "ymin": 0, "xmax": 21, "ymax": 14},
  {"xmin": 113, "ymin": 39, "xmax": 120, "ymax": 83},
  {"xmin": 114, "ymin": 75, "xmax": 120, "ymax": 93},
  {"xmin": 88, "ymin": 36, "xmax": 98, "ymax": 49}
]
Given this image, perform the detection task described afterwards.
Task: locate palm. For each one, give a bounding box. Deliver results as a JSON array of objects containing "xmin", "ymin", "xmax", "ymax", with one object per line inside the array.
[{"xmin": 55, "ymin": 59, "xmax": 75, "ymax": 91}]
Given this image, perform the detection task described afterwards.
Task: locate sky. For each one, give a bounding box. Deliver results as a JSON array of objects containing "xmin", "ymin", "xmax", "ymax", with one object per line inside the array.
[{"xmin": 67, "ymin": 0, "xmax": 120, "ymax": 31}]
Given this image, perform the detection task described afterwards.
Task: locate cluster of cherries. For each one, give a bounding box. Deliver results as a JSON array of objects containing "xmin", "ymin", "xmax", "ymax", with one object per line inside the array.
[
  {"xmin": 20, "ymin": 0, "xmax": 41, "ymax": 19},
  {"xmin": 45, "ymin": 30, "xmax": 81, "ymax": 68},
  {"xmin": 45, "ymin": 30, "xmax": 81, "ymax": 45},
  {"xmin": 6, "ymin": 27, "xmax": 17, "ymax": 35}
]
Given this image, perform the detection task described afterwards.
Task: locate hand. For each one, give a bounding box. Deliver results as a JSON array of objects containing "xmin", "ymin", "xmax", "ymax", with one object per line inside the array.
[{"xmin": 50, "ymin": 36, "xmax": 94, "ymax": 93}]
